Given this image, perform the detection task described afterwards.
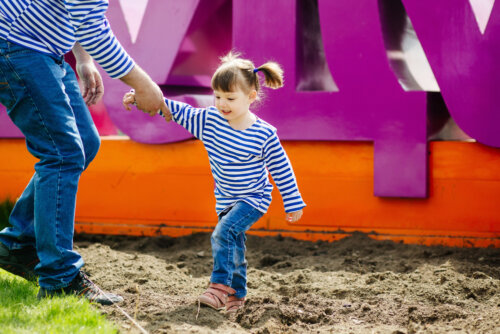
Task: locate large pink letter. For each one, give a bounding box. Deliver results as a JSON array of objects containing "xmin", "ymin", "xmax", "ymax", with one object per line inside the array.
[
  {"xmin": 232, "ymin": 0, "xmax": 428, "ymax": 197},
  {"xmin": 403, "ymin": 0, "xmax": 500, "ymax": 147}
]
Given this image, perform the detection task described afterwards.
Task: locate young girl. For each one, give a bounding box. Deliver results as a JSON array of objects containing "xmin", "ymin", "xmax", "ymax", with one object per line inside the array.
[{"xmin": 123, "ymin": 52, "xmax": 306, "ymax": 313}]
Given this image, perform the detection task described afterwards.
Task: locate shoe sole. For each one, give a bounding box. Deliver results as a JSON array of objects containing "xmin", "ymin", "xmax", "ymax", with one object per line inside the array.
[
  {"xmin": 198, "ymin": 298, "xmax": 225, "ymax": 311},
  {"xmin": 38, "ymin": 288, "xmax": 123, "ymax": 305}
]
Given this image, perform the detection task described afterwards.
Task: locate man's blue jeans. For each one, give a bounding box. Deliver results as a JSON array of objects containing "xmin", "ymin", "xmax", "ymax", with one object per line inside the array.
[
  {"xmin": 210, "ymin": 201, "xmax": 264, "ymax": 298},
  {"xmin": 0, "ymin": 40, "xmax": 100, "ymax": 289}
]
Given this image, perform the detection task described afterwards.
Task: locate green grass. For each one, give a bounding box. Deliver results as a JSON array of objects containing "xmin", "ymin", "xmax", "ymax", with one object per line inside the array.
[
  {"xmin": 0, "ymin": 198, "xmax": 14, "ymax": 230},
  {"xmin": 0, "ymin": 270, "xmax": 117, "ymax": 334}
]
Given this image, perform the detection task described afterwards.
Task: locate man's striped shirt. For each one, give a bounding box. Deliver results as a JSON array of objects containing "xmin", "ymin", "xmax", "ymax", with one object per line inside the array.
[
  {"xmin": 164, "ymin": 98, "xmax": 306, "ymax": 215},
  {"xmin": 0, "ymin": 0, "xmax": 134, "ymax": 78}
]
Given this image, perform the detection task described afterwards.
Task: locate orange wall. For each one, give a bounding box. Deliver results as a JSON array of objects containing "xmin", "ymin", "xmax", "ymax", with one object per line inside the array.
[{"xmin": 0, "ymin": 138, "xmax": 499, "ymax": 247}]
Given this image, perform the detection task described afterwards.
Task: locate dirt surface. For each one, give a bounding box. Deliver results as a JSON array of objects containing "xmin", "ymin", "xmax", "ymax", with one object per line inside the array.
[{"xmin": 75, "ymin": 233, "xmax": 500, "ymax": 333}]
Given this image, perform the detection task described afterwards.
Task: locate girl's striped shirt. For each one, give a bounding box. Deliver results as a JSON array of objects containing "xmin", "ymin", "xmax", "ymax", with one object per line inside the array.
[
  {"xmin": 164, "ymin": 98, "xmax": 306, "ymax": 215},
  {"xmin": 0, "ymin": 0, "xmax": 134, "ymax": 78}
]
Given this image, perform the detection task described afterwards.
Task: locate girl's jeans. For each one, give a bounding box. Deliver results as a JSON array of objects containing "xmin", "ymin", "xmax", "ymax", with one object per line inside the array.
[
  {"xmin": 0, "ymin": 40, "xmax": 100, "ymax": 289},
  {"xmin": 210, "ymin": 201, "xmax": 264, "ymax": 298}
]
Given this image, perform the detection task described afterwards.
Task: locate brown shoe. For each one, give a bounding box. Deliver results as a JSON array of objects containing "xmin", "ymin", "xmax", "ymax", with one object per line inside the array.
[
  {"xmin": 226, "ymin": 296, "xmax": 245, "ymax": 313},
  {"xmin": 198, "ymin": 283, "xmax": 236, "ymax": 310}
]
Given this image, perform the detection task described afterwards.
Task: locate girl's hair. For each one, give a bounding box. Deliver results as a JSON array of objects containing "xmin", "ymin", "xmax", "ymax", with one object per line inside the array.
[{"xmin": 211, "ymin": 52, "xmax": 284, "ymax": 95}]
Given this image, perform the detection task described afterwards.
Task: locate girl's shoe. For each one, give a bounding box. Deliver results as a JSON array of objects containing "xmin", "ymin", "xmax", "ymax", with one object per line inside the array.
[
  {"xmin": 198, "ymin": 283, "xmax": 236, "ymax": 310},
  {"xmin": 226, "ymin": 296, "xmax": 245, "ymax": 313}
]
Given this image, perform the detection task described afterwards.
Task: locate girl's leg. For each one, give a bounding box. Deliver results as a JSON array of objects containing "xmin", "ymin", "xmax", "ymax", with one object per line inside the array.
[
  {"xmin": 231, "ymin": 232, "xmax": 248, "ymax": 298},
  {"xmin": 210, "ymin": 201, "xmax": 263, "ymax": 295}
]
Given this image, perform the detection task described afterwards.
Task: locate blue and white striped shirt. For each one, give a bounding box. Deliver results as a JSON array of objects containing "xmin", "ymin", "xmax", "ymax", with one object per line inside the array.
[
  {"xmin": 164, "ymin": 98, "xmax": 306, "ymax": 215},
  {"xmin": 0, "ymin": 0, "xmax": 134, "ymax": 78}
]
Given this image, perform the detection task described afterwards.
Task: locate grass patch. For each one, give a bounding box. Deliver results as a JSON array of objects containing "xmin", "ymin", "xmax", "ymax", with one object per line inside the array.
[
  {"xmin": 0, "ymin": 198, "xmax": 14, "ymax": 230},
  {"xmin": 0, "ymin": 269, "xmax": 117, "ymax": 333}
]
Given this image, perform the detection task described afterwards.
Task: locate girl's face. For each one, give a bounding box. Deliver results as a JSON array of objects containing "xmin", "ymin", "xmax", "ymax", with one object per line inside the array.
[{"xmin": 214, "ymin": 86, "xmax": 257, "ymax": 123}]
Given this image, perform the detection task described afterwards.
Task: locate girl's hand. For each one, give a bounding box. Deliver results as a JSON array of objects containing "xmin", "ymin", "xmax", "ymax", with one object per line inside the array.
[
  {"xmin": 286, "ymin": 209, "xmax": 303, "ymax": 223},
  {"xmin": 122, "ymin": 91, "xmax": 136, "ymax": 110}
]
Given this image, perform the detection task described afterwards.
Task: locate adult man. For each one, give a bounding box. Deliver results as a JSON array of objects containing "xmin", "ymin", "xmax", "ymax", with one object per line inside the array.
[{"xmin": 0, "ymin": 0, "xmax": 168, "ymax": 304}]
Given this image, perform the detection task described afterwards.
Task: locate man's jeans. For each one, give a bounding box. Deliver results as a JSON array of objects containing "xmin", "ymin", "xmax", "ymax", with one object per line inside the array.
[
  {"xmin": 210, "ymin": 201, "xmax": 264, "ymax": 298},
  {"xmin": 0, "ymin": 40, "xmax": 100, "ymax": 289}
]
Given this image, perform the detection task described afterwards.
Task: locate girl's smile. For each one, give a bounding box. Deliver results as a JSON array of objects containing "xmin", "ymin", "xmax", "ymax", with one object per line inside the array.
[{"xmin": 214, "ymin": 87, "xmax": 257, "ymax": 130}]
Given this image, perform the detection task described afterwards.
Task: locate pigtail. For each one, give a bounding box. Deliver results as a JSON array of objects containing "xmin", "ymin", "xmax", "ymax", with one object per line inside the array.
[
  {"xmin": 212, "ymin": 51, "xmax": 284, "ymax": 94},
  {"xmin": 255, "ymin": 62, "xmax": 284, "ymax": 89}
]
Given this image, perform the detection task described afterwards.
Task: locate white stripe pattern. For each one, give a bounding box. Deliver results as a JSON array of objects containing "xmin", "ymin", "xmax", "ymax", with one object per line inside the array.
[
  {"xmin": 0, "ymin": 0, "xmax": 134, "ymax": 78},
  {"xmin": 164, "ymin": 98, "xmax": 306, "ymax": 214}
]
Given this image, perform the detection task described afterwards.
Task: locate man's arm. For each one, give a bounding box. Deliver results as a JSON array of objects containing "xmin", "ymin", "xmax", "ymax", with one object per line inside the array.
[
  {"xmin": 67, "ymin": 1, "xmax": 134, "ymax": 79},
  {"xmin": 67, "ymin": 1, "xmax": 167, "ymax": 115}
]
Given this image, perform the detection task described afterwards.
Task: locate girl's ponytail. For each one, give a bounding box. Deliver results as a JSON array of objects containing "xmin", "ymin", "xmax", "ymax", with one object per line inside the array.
[
  {"xmin": 212, "ymin": 51, "xmax": 285, "ymax": 96},
  {"xmin": 255, "ymin": 62, "xmax": 284, "ymax": 89}
]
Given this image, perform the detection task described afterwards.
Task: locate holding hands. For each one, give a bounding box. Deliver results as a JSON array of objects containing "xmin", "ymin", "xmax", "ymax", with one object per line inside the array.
[
  {"xmin": 122, "ymin": 87, "xmax": 172, "ymax": 121},
  {"xmin": 119, "ymin": 65, "xmax": 171, "ymax": 120}
]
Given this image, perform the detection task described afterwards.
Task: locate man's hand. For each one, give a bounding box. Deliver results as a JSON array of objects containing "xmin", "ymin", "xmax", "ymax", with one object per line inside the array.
[
  {"xmin": 72, "ymin": 42, "xmax": 104, "ymax": 106},
  {"xmin": 76, "ymin": 61, "xmax": 104, "ymax": 106},
  {"xmin": 286, "ymin": 209, "xmax": 303, "ymax": 223},
  {"xmin": 134, "ymin": 84, "xmax": 168, "ymax": 117}
]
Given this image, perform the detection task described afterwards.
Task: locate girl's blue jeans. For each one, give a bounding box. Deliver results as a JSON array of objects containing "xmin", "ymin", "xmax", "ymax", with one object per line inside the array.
[
  {"xmin": 210, "ymin": 201, "xmax": 264, "ymax": 298},
  {"xmin": 0, "ymin": 40, "xmax": 100, "ymax": 289}
]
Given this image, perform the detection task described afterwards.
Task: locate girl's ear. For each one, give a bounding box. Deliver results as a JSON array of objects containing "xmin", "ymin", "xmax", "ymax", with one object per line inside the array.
[{"xmin": 249, "ymin": 90, "xmax": 257, "ymax": 102}]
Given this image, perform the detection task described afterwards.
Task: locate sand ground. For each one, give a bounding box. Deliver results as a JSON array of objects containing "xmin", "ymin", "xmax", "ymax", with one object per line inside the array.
[{"xmin": 75, "ymin": 232, "xmax": 500, "ymax": 333}]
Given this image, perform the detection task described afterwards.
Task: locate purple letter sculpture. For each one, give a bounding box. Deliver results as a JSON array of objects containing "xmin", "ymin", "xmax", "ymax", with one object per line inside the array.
[
  {"xmin": 402, "ymin": 0, "xmax": 500, "ymax": 147},
  {"xmin": 1, "ymin": 0, "xmax": 498, "ymax": 198}
]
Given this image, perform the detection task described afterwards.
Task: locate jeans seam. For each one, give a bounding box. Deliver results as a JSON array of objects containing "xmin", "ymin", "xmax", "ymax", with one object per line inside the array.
[{"xmin": 55, "ymin": 160, "xmax": 62, "ymax": 251}]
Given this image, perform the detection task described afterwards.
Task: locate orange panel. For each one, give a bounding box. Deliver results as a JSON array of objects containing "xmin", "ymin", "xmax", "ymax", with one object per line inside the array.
[{"xmin": 0, "ymin": 138, "xmax": 499, "ymax": 247}]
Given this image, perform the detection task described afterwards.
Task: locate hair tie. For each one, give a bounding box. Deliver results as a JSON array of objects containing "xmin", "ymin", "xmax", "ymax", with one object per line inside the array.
[{"xmin": 253, "ymin": 68, "xmax": 259, "ymax": 73}]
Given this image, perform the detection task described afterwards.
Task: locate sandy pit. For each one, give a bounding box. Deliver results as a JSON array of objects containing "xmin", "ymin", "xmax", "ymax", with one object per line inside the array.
[{"xmin": 74, "ymin": 232, "xmax": 500, "ymax": 333}]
